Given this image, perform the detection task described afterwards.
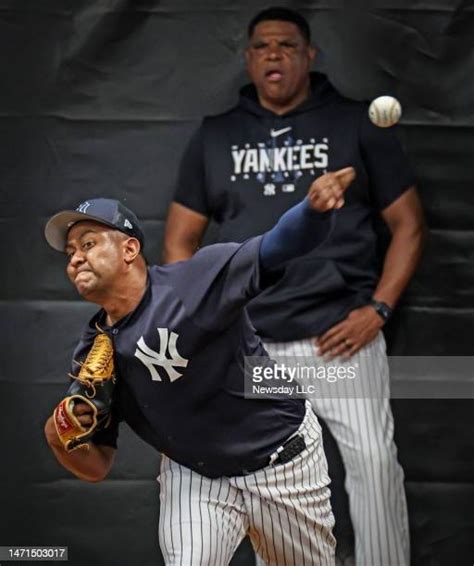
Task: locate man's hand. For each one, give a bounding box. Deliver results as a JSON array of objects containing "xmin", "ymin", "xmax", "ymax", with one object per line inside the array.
[
  {"xmin": 308, "ymin": 167, "xmax": 356, "ymax": 212},
  {"xmin": 72, "ymin": 402, "xmax": 94, "ymax": 427},
  {"xmin": 315, "ymin": 305, "xmax": 384, "ymax": 359}
]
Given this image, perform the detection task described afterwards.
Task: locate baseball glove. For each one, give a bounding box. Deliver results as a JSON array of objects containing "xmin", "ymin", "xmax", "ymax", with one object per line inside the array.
[{"xmin": 54, "ymin": 328, "xmax": 116, "ymax": 452}]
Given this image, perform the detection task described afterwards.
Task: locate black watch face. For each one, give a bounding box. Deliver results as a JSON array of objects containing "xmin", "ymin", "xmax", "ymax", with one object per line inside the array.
[{"xmin": 372, "ymin": 300, "xmax": 391, "ymax": 320}]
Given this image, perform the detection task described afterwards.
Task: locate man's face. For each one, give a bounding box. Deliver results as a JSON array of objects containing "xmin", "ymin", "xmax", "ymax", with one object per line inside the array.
[
  {"xmin": 245, "ymin": 20, "xmax": 315, "ymax": 114},
  {"xmin": 65, "ymin": 221, "xmax": 127, "ymax": 300}
]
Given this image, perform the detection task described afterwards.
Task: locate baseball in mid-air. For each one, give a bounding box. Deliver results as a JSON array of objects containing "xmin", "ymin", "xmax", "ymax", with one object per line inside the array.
[{"xmin": 368, "ymin": 95, "xmax": 402, "ymax": 128}]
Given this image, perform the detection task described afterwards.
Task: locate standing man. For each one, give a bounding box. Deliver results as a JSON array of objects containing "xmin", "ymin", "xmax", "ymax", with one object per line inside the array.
[
  {"xmin": 164, "ymin": 7, "xmax": 425, "ymax": 566},
  {"xmin": 43, "ymin": 176, "xmax": 353, "ymax": 565}
]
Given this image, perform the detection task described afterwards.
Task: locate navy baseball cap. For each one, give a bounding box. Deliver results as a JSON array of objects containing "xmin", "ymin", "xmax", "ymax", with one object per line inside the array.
[{"xmin": 45, "ymin": 198, "xmax": 145, "ymax": 252}]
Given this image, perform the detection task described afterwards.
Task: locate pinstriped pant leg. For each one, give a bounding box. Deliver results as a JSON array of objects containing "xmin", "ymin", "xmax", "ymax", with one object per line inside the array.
[
  {"xmin": 265, "ymin": 334, "xmax": 410, "ymax": 566},
  {"xmin": 158, "ymin": 454, "xmax": 248, "ymax": 566},
  {"xmin": 232, "ymin": 404, "xmax": 336, "ymax": 566}
]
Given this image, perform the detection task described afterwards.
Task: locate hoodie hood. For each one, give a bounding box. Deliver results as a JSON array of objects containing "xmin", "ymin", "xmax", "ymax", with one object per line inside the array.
[{"xmin": 238, "ymin": 72, "xmax": 341, "ymax": 118}]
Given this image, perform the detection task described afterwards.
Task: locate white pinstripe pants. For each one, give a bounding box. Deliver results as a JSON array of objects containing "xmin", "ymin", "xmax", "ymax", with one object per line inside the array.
[
  {"xmin": 264, "ymin": 333, "xmax": 409, "ymax": 566},
  {"xmin": 157, "ymin": 402, "xmax": 336, "ymax": 565}
]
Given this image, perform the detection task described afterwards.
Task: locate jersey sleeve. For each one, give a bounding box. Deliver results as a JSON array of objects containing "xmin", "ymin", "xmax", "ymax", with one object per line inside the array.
[
  {"xmin": 169, "ymin": 236, "xmax": 263, "ymax": 331},
  {"xmin": 173, "ymin": 123, "xmax": 211, "ymax": 216},
  {"xmin": 260, "ymin": 200, "xmax": 336, "ymax": 271},
  {"xmin": 359, "ymin": 109, "xmax": 416, "ymax": 211}
]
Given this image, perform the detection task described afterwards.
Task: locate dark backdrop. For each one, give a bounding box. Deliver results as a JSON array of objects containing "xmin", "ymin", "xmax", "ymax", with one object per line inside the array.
[{"xmin": 0, "ymin": 1, "xmax": 473, "ymax": 565}]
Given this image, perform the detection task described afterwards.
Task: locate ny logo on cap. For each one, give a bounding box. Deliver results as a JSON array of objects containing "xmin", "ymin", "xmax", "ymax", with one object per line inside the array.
[{"xmin": 76, "ymin": 201, "xmax": 91, "ymax": 214}]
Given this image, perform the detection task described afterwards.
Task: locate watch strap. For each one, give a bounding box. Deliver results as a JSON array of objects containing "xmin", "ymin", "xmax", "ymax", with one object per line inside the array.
[{"xmin": 370, "ymin": 299, "xmax": 393, "ymax": 322}]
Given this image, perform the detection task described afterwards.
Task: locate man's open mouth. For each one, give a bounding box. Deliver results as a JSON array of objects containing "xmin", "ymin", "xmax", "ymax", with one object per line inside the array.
[{"xmin": 265, "ymin": 69, "xmax": 284, "ymax": 81}]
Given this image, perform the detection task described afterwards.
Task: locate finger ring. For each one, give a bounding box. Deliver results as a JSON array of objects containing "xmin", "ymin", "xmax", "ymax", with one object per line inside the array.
[{"xmin": 344, "ymin": 338, "xmax": 352, "ymax": 348}]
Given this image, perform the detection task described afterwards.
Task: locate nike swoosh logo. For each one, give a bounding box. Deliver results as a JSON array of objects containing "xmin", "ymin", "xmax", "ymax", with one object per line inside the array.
[{"xmin": 270, "ymin": 127, "xmax": 292, "ymax": 138}]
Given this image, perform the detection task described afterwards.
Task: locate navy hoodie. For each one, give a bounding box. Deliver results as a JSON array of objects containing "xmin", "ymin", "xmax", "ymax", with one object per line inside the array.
[{"xmin": 175, "ymin": 73, "xmax": 415, "ymax": 340}]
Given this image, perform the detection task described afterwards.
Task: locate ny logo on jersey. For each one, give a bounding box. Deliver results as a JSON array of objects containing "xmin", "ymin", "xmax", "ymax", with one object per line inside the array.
[{"xmin": 134, "ymin": 328, "xmax": 189, "ymax": 383}]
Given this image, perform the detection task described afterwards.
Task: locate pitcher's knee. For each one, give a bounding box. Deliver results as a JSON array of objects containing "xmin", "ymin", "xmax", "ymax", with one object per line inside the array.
[{"xmin": 160, "ymin": 527, "xmax": 234, "ymax": 566}]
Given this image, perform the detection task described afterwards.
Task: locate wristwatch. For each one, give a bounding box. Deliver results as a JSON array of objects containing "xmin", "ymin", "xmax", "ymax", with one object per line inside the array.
[{"xmin": 370, "ymin": 299, "xmax": 393, "ymax": 323}]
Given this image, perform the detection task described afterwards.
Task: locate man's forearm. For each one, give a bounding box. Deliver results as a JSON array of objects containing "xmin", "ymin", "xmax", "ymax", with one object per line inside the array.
[
  {"xmin": 163, "ymin": 202, "xmax": 210, "ymax": 263},
  {"xmin": 44, "ymin": 416, "xmax": 115, "ymax": 482},
  {"xmin": 373, "ymin": 221, "xmax": 425, "ymax": 308},
  {"xmin": 163, "ymin": 241, "xmax": 196, "ymax": 263}
]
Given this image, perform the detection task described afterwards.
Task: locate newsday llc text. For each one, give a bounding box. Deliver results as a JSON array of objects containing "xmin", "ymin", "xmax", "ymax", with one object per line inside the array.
[{"xmin": 244, "ymin": 355, "xmax": 474, "ymax": 400}]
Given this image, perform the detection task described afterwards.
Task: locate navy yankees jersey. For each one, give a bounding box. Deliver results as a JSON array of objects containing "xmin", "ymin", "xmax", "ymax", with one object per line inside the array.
[
  {"xmin": 174, "ymin": 72, "xmax": 416, "ymax": 340},
  {"xmin": 71, "ymin": 236, "xmax": 305, "ymax": 478}
]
